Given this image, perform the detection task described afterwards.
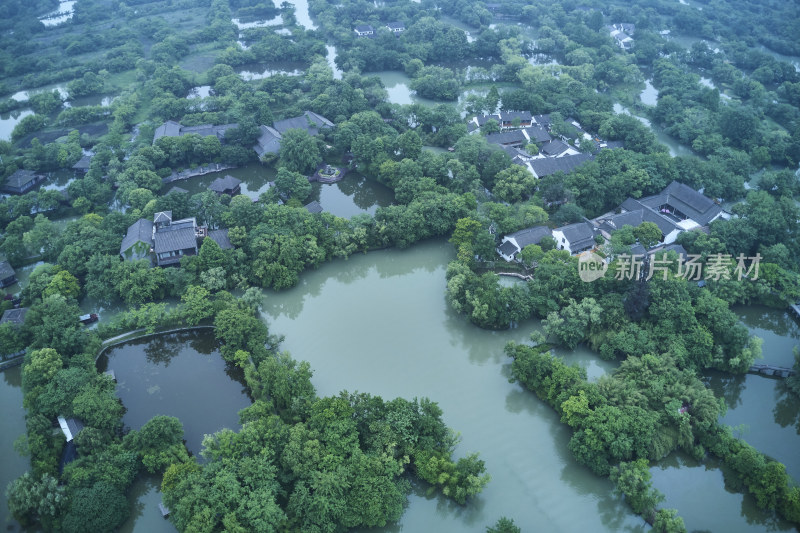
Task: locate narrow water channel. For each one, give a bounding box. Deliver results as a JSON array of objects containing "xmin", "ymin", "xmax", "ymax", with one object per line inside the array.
[{"xmin": 0, "ymin": 367, "xmax": 27, "ymax": 532}]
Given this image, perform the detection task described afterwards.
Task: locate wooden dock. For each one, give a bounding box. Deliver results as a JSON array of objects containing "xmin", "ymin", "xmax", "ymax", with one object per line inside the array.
[{"xmin": 748, "ymin": 364, "xmax": 796, "ymax": 378}]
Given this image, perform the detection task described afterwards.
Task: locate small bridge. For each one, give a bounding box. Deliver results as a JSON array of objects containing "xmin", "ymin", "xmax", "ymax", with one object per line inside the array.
[
  {"xmin": 748, "ymin": 364, "xmax": 796, "ymax": 379},
  {"xmin": 790, "ymin": 302, "xmax": 800, "ymax": 321}
]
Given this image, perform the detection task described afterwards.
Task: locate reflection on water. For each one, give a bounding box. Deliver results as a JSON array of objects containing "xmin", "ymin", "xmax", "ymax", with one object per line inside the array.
[
  {"xmin": 283, "ymin": 0, "xmax": 317, "ymax": 30},
  {"xmin": 309, "ymin": 173, "xmax": 393, "ymax": 218},
  {"xmin": 703, "ymin": 306, "xmax": 800, "ymax": 481},
  {"xmin": 261, "ymin": 240, "xmax": 644, "ymax": 531},
  {"xmin": 39, "ymin": 0, "xmax": 76, "ymax": 26},
  {"xmin": 237, "ymin": 62, "xmax": 303, "ymax": 81},
  {"xmin": 0, "ymin": 367, "xmax": 27, "ymax": 531},
  {"xmin": 651, "ymin": 452, "xmax": 795, "ymax": 532},
  {"xmin": 168, "ymin": 162, "xmax": 276, "ymax": 200},
  {"xmin": 231, "ymin": 16, "xmax": 282, "ymax": 30},
  {"xmin": 640, "ymin": 79, "xmax": 659, "ymax": 106},
  {"xmin": 613, "ymin": 102, "xmax": 694, "ymax": 157},
  {"xmin": 97, "ymin": 330, "xmax": 251, "ymax": 456},
  {"xmin": 0, "ymin": 109, "xmax": 34, "ymax": 142},
  {"xmin": 119, "ymin": 474, "xmax": 176, "ymax": 533}
]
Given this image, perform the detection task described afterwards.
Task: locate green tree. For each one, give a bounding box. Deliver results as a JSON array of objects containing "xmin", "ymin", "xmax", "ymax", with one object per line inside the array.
[
  {"xmin": 5, "ymin": 472, "xmax": 67, "ymax": 529},
  {"xmin": 181, "ymin": 285, "xmax": 214, "ymax": 326},
  {"xmin": 492, "ymin": 166, "xmax": 537, "ymax": 203},
  {"xmin": 279, "ymin": 128, "xmax": 322, "ymax": 175},
  {"xmin": 124, "ymin": 415, "xmax": 189, "ymax": 474},
  {"xmin": 652, "ymin": 508, "xmax": 687, "ymax": 533},
  {"xmin": 42, "ymin": 270, "xmax": 80, "ymax": 300},
  {"xmin": 487, "ymin": 516, "xmax": 521, "ymax": 533},
  {"xmin": 61, "ymin": 481, "xmax": 129, "ymax": 533},
  {"xmin": 634, "ymin": 222, "xmax": 663, "ymax": 249},
  {"xmin": 609, "ymin": 459, "xmax": 664, "ymax": 517}
]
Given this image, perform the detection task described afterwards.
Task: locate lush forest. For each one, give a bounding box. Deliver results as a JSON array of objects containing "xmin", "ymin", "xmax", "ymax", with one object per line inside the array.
[{"xmin": 1, "ymin": 0, "xmax": 799, "ymax": 530}]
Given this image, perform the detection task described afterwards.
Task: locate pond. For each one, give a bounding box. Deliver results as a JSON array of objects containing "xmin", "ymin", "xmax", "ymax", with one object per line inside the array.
[
  {"xmin": 0, "ymin": 108, "xmax": 34, "ymax": 142},
  {"xmin": 651, "ymin": 452, "xmax": 795, "ymax": 532},
  {"xmin": 326, "ymin": 45, "xmax": 342, "ymax": 80},
  {"xmin": 374, "ymin": 71, "xmax": 512, "ymax": 117},
  {"xmin": 119, "ymin": 474, "xmax": 176, "ymax": 533},
  {"xmin": 703, "ymin": 305, "xmax": 800, "ymax": 481},
  {"xmin": 613, "ymin": 102, "xmax": 695, "ymax": 158},
  {"xmin": 167, "ymin": 163, "xmax": 276, "ymax": 201},
  {"xmin": 10, "ymin": 84, "xmax": 69, "ymax": 103},
  {"xmin": 186, "ymin": 86, "xmax": 212, "ymax": 99},
  {"xmin": 260, "ymin": 240, "xmax": 643, "ymax": 532},
  {"xmin": 236, "ymin": 62, "xmax": 303, "ymax": 81},
  {"xmin": 231, "ymin": 16, "xmax": 282, "ymax": 30},
  {"xmin": 39, "ymin": 0, "xmax": 76, "ymax": 26},
  {"xmin": 0, "ymin": 367, "xmax": 27, "ymax": 532},
  {"xmin": 308, "ymin": 172, "xmax": 394, "ymax": 218},
  {"xmin": 96, "ymin": 329, "xmax": 251, "ymax": 455},
  {"xmin": 284, "ymin": 0, "xmax": 318, "ymax": 31},
  {"xmin": 640, "ymin": 79, "xmax": 659, "ymax": 106}
]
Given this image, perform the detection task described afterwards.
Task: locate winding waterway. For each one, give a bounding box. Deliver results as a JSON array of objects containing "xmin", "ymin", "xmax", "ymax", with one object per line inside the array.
[{"xmin": 0, "ymin": 367, "xmax": 26, "ymax": 532}]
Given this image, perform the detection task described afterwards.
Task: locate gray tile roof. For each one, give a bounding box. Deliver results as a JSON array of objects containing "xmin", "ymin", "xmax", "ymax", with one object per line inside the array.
[
  {"xmin": 180, "ymin": 123, "xmax": 238, "ymax": 139},
  {"xmin": 72, "ymin": 155, "xmax": 92, "ymax": 170},
  {"xmin": 208, "ymin": 229, "xmax": 233, "ymax": 249},
  {"xmin": 3, "ymin": 170, "xmax": 43, "ymax": 192},
  {"xmin": 540, "ymin": 139, "xmax": 570, "ymax": 156},
  {"xmin": 120, "ymin": 219, "xmax": 154, "ymax": 254},
  {"xmin": 254, "ymin": 125, "xmax": 282, "ymax": 157},
  {"xmin": 529, "ymin": 153, "xmax": 593, "ymax": 178},
  {"xmin": 0, "ymin": 261, "xmax": 15, "ymax": 281},
  {"xmin": 638, "ymin": 181, "xmax": 722, "ymax": 226},
  {"xmin": 500, "ymin": 111, "xmax": 532, "ymax": 122},
  {"xmin": 154, "ymin": 226, "xmax": 197, "ymax": 254},
  {"xmin": 524, "ymin": 126, "xmax": 552, "ymax": 143},
  {"xmin": 386, "ymin": 21, "xmax": 405, "ymax": 30},
  {"xmin": 508, "ymin": 225, "xmax": 552, "ymax": 248},
  {"xmin": 273, "ymin": 111, "xmax": 334, "ymax": 136},
  {"xmin": 486, "ymin": 130, "xmax": 527, "ymax": 146},
  {"xmin": 154, "ymin": 211, "xmax": 172, "ymax": 224},
  {"xmin": 0, "ymin": 307, "xmax": 28, "ymax": 327},
  {"xmin": 153, "ymin": 120, "xmax": 181, "ymax": 142},
  {"xmin": 558, "ymin": 222, "xmax": 594, "ymax": 245},
  {"xmin": 498, "ymin": 240, "xmax": 518, "ymax": 256},
  {"xmin": 209, "ymin": 175, "xmax": 241, "ymax": 194},
  {"xmin": 354, "ymin": 24, "xmax": 374, "ymax": 33},
  {"xmin": 304, "ymin": 200, "xmax": 323, "ymax": 214},
  {"xmin": 167, "ymin": 186, "xmax": 189, "ymax": 195},
  {"xmin": 532, "ymin": 114, "xmax": 551, "ymax": 126}
]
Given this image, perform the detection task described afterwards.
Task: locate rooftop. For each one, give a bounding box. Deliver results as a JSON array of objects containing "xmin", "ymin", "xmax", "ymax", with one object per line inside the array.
[
  {"xmin": 154, "ymin": 225, "xmax": 197, "ymax": 254},
  {"xmin": 0, "ymin": 261, "xmax": 15, "ymax": 280},
  {"xmin": 529, "ymin": 153, "xmax": 593, "ymax": 178},
  {"xmin": 209, "ymin": 175, "xmax": 241, "ymax": 194},
  {"xmin": 208, "ymin": 229, "xmax": 233, "ymax": 250},
  {"xmin": 508, "ymin": 225, "xmax": 552, "ymax": 249},
  {"xmin": 0, "ymin": 307, "xmax": 28, "ymax": 327},
  {"xmin": 120, "ymin": 219, "xmax": 154, "ymax": 254}
]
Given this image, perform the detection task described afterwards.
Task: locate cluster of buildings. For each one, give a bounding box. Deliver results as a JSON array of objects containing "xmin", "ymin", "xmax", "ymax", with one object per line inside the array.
[
  {"xmin": 353, "ymin": 22, "xmax": 405, "ymax": 37},
  {"xmin": 252, "ymin": 110, "xmax": 334, "ymax": 159},
  {"xmin": 119, "ymin": 210, "xmax": 233, "ymax": 267},
  {"xmin": 469, "ymin": 111, "xmax": 623, "ymax": 179},
  {"xmin": 609, "ymin": 23, "xmax": 635, "ymax": 50},
  {"xmin": 497, "ymin": 181, "xmax": 729, "ymax": 261},
  {"xmin": 153, "ymin": 111, "xmax": 334, "ymax": 160}
]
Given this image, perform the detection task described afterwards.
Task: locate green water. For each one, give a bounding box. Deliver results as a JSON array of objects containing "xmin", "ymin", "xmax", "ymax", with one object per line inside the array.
[{"xmin": 0, "ymin": 367, "xmax": 27, "ymax": 532}]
